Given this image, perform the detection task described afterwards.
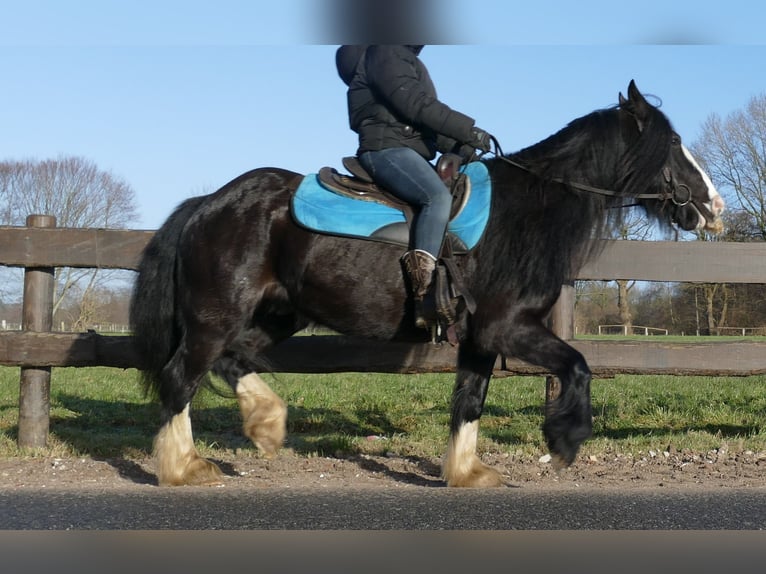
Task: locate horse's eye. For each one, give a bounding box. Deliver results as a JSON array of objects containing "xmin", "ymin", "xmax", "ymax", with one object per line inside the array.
[{"xmin": 671, "ymin": 134, "xmax": 681, "ymax": 146}]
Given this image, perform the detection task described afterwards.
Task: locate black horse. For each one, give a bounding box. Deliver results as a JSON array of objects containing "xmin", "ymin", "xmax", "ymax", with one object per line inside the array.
[{"xmin": 130, "ymin": 81, "xmax": 724, "ymax": 487}]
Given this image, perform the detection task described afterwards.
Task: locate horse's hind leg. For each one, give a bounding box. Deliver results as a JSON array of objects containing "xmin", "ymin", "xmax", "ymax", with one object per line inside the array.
[
  {"xmin": 442, "ymin": 344, "xmax": 505, "ymax": 487},
  {"xmin": 212, "ymin": 318, "xmax": 306, "ymax": 458},
  {"xmin": 153, "ymin": 336, "xmax": 229, "ymax": 486},
  {"xmin": 235, "ymin": 373, "xmax": 287, "ymax": 457},
  {"xmin": 154, "ymin": 404, "xmax": 224, "ymax": 486}
]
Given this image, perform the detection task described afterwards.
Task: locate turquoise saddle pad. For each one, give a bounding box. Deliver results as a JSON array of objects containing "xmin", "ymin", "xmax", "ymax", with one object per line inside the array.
[{"xmin": 290, "ymin": 161, "xmax": 491, "ymax": 251}]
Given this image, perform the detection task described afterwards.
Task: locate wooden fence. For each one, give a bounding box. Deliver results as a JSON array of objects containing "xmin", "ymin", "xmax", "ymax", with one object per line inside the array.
[{"xmin": 3, "ymin": 214, "xmax": 766, "ymax": 446}]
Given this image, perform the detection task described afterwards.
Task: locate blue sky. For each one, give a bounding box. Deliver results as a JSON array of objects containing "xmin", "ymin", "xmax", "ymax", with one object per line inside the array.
[{"xmin": 1, "ymin": 1, "xmax": 765, "ymax": 229}]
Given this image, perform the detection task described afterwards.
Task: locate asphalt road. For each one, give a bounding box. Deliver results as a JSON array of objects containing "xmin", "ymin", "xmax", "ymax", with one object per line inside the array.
[{"xmin": 3, "ymin": 487, "xmax": 766, "ymax": 529}]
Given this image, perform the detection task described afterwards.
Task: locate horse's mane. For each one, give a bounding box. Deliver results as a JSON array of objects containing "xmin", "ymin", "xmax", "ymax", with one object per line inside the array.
[{"xmin": 475, "ymin": 99, "xmax": 675, "ymax": 296}]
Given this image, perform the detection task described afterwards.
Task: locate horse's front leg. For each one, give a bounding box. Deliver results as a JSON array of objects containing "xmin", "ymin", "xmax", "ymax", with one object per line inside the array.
[
  {"xmin": 442, "ymin": 344, "xmax": 504, "ymax": 487},
  {"xmin": 505, "ymin": 320, "xmax": 593, "ymax": 469}
]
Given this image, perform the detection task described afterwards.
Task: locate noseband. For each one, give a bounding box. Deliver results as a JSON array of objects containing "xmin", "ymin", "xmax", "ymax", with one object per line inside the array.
[
  {"xmin": 662, "ymin": 167, "xmax": 691, "ymax": 206},
  {"xmin": 661, "ymin": 165, "xmax": 721, "ymax": 225}
]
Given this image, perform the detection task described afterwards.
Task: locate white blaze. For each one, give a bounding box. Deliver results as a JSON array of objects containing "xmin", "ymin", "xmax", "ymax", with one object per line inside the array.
[{"xmin": 681, "ymin": 144, "xmax": 724, "ymax": 214}]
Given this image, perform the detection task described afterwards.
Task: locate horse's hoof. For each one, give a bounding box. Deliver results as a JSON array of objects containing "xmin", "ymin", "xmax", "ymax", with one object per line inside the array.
[
  {"xmin": 550, "ymin": 452, "xmax": 572, "ymax": 473},
  {"xmin": 249, "ymin": 423, "xmax": 285, "ymax": 459},
  {"xmin": 185, "ymin": 457, "xmax": 225, "ymax": 485},
  {"xmin": 444, "ymin": 460, "xmax": 505, "ymax": 488},
  {"xmin": 158, "ymin": 456, "xmax": 224, "ymax": 487}
]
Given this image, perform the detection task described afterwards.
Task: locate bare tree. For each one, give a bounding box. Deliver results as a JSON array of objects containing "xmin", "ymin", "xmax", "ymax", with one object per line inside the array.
[
  {"xmin": 0, "ymin": 156, "xmax": 138, "ymax": 327},
  {"xmin": 0, "ymin": 156, "xmax": 137, "ymax": 227},
  {"xmin": 574, "ymin": 281, "xmax": 614, "ymax": 334},
  {"xmin": 690, "ymin": 93, "xmax": 766, "ymax": 239},
  {"xmin": 689, "ymin": 97, "xmax": 766, "ymax": 334},
  {"xmin": 612, "ymin": 209, "xmax": 653, "ymax": 334},
  {"xmin": 573, "ymin": 209, "xmax": 653, "ymax": 336}
]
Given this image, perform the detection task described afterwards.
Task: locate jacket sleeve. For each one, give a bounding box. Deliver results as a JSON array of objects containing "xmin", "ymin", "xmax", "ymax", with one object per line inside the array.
[
  {"xmin": 435, "ymin": 134, "xmax": 460, "ymax": 154},
  {"xmin": 365, "ymin": 46, "xmax": 476, "ymax": 144}
]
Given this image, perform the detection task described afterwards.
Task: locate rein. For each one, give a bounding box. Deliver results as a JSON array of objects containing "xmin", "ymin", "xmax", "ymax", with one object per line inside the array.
[
  {"xmin": 496, "ymin": 154, "xmax": 668, "ymax": 201},
  {"xmin": 485, "ymin": 134, "xmax": 669, "ymax": 203}
]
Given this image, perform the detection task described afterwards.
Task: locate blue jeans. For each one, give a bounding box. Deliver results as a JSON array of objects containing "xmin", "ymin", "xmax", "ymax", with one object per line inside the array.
[{"xmin": 359, "ymin": 147, "xmax": 451, "ymax": 258}]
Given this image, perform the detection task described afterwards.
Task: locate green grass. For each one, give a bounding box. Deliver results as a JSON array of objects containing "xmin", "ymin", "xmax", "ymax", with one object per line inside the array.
[
  {"xmin": 1, "ymin": 366, "xmax": 765, "ymax": 462},
  {"xmin": 578, "ymin": 334, "xmax": 766, "ymax": 343}
]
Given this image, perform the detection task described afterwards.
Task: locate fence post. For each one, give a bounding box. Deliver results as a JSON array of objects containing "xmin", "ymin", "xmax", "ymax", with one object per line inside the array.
[
  {"xmin": 18, "ymin": 214, "xmax": 56, "ymax": 448},
  {"xmin": 545, "ymin": 282, "xmax": 576, "ymax": 403}
]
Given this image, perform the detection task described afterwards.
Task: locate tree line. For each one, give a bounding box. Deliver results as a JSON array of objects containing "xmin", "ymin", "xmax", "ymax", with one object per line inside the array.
[{"xmin": 575, "ymin": 281, "xmax": 766, "ymax": 336}]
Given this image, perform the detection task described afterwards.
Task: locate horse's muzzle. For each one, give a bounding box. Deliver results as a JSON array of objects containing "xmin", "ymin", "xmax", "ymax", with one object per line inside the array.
[
  {"xmin": 705, "ymin": 217, "xmax": 725, "ymax": 234},
  {"xmin": 700, "ymin": 194, "xmax": 725, "ymax": 234}
]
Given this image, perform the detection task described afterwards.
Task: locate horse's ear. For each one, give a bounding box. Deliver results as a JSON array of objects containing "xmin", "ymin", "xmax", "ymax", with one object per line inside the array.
[
  {"xmin": 627, "ymin": 80, "xmax": 647, "ymax": 107},
  {"xmin": 618, "ymin": 79, "xmax": 643, "ymax": 108},
  {"xmin": 620, "ymin": 80, "xmax": 647, "ymax": 132}
]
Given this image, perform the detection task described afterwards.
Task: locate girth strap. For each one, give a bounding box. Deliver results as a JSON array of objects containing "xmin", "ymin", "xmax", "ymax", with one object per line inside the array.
[{"xmin": 439, "ymin": 256, "xmax": 477, "ymax": 315}]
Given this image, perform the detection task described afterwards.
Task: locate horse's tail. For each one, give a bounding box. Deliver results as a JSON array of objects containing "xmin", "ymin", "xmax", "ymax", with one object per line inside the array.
[{"xmin": 129, "ymin": 196, "xmax": 206, "ymax": 397}]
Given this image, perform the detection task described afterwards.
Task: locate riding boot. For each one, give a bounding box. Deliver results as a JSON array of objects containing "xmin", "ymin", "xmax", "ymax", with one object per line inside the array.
[{"xmin": 401, "ymin": 249, "xmax": 438, "ymax": 329}]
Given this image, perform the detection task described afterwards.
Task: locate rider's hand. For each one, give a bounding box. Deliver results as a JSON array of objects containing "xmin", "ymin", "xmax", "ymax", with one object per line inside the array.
[{"xmin": 468, "ymin": 127, "xmax": 492, "ymax": 153}]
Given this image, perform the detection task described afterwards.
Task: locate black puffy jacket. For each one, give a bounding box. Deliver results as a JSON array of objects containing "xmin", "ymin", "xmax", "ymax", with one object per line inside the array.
[{"xmin": 336, "ymin": 45, "xmax": 477, "ymax": 160}]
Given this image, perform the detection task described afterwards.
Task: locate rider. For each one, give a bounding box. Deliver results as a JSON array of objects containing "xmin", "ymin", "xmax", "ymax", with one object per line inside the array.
[{"xmin": 336, "ymin": 44, "xmax": 492, "ymax": 330}]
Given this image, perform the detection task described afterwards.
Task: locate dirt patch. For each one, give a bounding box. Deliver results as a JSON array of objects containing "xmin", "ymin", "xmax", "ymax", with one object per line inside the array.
[{"xmin": 3, "ymin": 446, "xmax": 766, "ymax": 491}]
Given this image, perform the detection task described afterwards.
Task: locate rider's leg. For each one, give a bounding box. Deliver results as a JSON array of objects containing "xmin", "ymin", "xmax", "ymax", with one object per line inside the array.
[{"xmin": 358, "ymin": 147, "xmax": 451, "ymax": 328}]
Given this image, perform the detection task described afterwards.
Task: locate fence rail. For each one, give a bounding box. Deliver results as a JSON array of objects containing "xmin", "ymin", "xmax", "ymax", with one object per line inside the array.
[
  {"xmin": 3, "ymin": 216, "xmax": 766, "ymax": 446},
  {"xmin": 597, "ymin": 325, "xmax": 669, "ymax": 336}
]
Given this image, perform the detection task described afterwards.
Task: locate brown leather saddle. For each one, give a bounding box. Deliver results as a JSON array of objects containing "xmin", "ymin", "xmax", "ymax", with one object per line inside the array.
[{"xmin": 317, "ymin": 153, "xmax": 472, "ymax": 228}]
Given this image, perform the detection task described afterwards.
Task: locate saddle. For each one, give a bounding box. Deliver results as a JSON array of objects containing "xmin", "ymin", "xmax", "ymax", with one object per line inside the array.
[{"xmin": 317, "ymin": 153, "xmax": 472, "ymax": 228}]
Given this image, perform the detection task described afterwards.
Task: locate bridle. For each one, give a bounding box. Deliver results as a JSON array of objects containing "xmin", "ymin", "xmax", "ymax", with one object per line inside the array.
[{"xmin": 482, "ymin": 135, "xmax": 707, "ymax": 213}]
